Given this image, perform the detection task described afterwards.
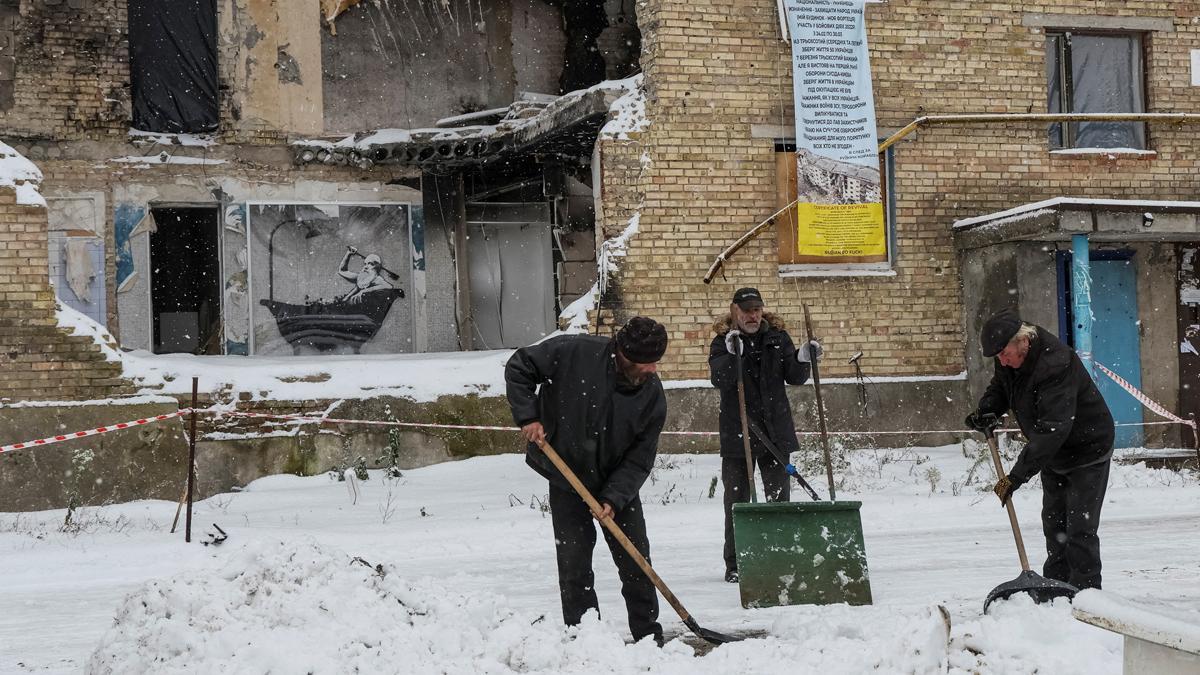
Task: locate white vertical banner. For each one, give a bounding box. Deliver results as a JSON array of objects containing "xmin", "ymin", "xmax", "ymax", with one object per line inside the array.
[{"xmin": 784, "ymin": 0, "xmax": 885, "ymax": 264}]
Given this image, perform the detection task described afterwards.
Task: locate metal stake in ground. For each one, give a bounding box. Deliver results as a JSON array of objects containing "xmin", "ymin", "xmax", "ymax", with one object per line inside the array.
[
  {"xmin": 185, "ymin": 377, "xmax": 198, "ymax": 543},
  {"xmin": 734, "ymin": 337, "xmax": 758, "ymax": 504},
  {"xmin": 536, "ymin": 439, "xmax": 743, "ymax": 645},
  {"xmin": 981, "ymin": 424, "xmax": 1077, "ymax": 612},
  {"xmin": 802, "ymin": 304, "xmax": 836, "ymax": 501}
]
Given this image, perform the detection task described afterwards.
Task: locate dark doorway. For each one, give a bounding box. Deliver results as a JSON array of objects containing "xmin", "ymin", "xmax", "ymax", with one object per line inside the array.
[{"xmin": 150, "ymin": 207, "xmax": 221, "ymax": 354}]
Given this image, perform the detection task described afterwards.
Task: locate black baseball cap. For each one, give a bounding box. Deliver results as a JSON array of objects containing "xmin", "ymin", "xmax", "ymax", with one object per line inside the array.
[{"xmin": 732, "ymin": 287, "xmax": 764, "ymax": 310}]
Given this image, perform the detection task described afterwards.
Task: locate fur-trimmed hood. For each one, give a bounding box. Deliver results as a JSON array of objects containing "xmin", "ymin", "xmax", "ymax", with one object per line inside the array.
[{"xmin": 712, "ymin": 312, "xmax": 787, "ymax": 335}]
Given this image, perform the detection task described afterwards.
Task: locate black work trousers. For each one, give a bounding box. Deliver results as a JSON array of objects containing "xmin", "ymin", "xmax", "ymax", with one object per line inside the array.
[
  {"xmin": 722, "ymin": 453, "xmax": 791, "ymax": 574},
  {"xmin": 1040, "ymin": 459, "xmax": 1111, "ymax": 590},
  {"xmin": 548, "ymin": 484, "xmax": 662, "ymax": 643}
]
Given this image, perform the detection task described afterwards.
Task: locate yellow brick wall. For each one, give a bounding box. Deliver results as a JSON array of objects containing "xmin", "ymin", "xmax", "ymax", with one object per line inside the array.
[
  {"xmin": 0, "ymin": 187, "xmax": 132, "ymax": 401},
  {"xmin": 601, "ymin": 0, "xmax": 1200, "ymax": 380}
]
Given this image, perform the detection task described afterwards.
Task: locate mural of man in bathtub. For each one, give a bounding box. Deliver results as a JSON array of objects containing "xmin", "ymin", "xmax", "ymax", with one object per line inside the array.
[{"xmin": 337, "ymin": 246, "xmax": 395, "ymax": 302}]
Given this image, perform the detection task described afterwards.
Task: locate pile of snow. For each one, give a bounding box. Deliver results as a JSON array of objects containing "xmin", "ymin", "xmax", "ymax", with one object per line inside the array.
[
  {"xmin": 55, "ymin": 300, "xmax": 122, "ymax": 361},
  {"xmin": 91, "ymin": 539, "xmax": 623, "ymax": 674},
  {"xmin": 51, "ymin": 297, "xmax": 516, "ymax": 403},
  {"xmin": 949, "ymin": 595, "xmax": 1120, "ymax": 673},
  {"xmin": 0, "ymin": 140, "xmax": 45, "ymax": 207},
  {"xmin": 84, "ymin": 535, "xmax": 1134, "ymax": 674}
]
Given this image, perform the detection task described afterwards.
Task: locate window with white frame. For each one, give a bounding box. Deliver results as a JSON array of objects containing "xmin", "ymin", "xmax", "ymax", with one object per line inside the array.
[{"xmin": 1046, "ymin": 31, "xmax": 1147, "ymax": 150}]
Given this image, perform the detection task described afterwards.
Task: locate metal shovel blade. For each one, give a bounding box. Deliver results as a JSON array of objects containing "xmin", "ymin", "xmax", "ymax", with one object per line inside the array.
[
  {"xmin": 684, "ymin": 618, "xmax": 743, "ymax": 645},
  {"xmin": 983, "ymin": 569, "xmax": 1078, "ymax": 613}
]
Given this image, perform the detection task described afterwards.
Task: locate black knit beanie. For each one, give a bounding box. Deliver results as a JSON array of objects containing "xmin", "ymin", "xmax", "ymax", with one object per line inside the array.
[{"xmin": 615, "ymin": 317, "xmax": 668, "ymax": 363}]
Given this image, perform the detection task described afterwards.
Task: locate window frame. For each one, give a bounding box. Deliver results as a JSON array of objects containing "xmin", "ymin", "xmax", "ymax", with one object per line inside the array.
[
  {"xmin": 774, "ymin": 142, "xmax": 897, "ymax": 277},
  {"xmin": 1045, "ymin": 29, "xmax": 1149, "ymax": 150}
]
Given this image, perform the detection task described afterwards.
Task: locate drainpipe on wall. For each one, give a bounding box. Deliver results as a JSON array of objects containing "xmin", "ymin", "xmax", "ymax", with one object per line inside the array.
[{"xmin": 1071, "ymin": 233, "xmax": 1094, "ymax": 376}]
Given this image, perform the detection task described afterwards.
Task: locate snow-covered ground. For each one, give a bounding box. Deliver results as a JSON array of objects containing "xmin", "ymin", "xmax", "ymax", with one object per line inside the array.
[{"xmin": 2, "ymin": 444, "xmax": 1197, "ymax": 674}]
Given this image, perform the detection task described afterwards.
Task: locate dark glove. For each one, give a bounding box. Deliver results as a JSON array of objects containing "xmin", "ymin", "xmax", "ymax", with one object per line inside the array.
[
  {"xmin": 724, "ymin": 330, "xmax": 743, "ymax": 356},
  {"xmin": 965, "ymin": 411, "xmax": 998, "ymax": 433},
  {"xmin": 797, "ymin": 340, "xmax": 823, "ymax": 363},
  {"xmin": 993, "ymin": 475, "xmax": 1016, "ymax": 505}
]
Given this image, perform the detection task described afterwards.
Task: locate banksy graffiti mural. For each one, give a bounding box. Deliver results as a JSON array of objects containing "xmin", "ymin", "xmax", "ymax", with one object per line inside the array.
[{"xmin": 247, "ymin": 203, "xmax": 412, "ymax": 355}]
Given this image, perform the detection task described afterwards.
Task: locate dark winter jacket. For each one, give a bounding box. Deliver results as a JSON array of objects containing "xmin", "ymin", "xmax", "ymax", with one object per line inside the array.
[
  {"xmin": 976, "ymin": 326, "xmax": 1115, "ymax": 486},
  {"xmin": 708, "ymin": 314, "xmax": 811, "ymax": 458},
  {"xmin": 505, "ymin": 335, "xmax": 667, "ymax": 511}
]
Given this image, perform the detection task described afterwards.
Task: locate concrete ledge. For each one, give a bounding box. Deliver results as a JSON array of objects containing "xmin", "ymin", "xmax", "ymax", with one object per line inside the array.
[
  {"xmin": 0, "ymin": 399, "xmax": 188, "ymax": 511},
  {"xmin": 1073, "ymin": 589, "xmax": 1200, "ymax": 674},
  {"xmin": 1022, "ymin": 13, "xmax": 1175, "ymax": 32}
]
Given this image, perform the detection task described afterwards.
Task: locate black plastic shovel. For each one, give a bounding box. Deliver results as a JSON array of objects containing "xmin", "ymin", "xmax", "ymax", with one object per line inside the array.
[
  {"xmin": 536, "ymin": 439, "xmax": 743, "ymax": 645},
  {"xmin": 981, "ymin": 426, "xmax": 1078, "ymax": 613}
]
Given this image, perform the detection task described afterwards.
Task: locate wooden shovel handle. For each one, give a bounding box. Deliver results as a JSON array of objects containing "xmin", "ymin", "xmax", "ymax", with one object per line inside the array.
[
  {"xmin": 734, "ymin": 343, "xmax": 758, "ymax": 503},
  {"xmin": 536, "ymin": 439, "xmax": 696, "ymax": 625},
  {"xmin": 985, "ymin": 432, "xmax": 1031, "ymax": 571}
]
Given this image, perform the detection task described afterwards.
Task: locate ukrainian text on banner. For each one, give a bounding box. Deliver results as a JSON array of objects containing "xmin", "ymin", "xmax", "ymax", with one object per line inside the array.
[{"xmin": 784, "ymin": 0, "xmax": 884, "ymax": 264}]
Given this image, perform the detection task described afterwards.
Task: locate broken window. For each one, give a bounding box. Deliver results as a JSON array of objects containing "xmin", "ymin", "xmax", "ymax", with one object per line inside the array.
[
  {"xmin": 1046, "ymin": 32, "xmax": 1146, "ymax": 150},
  {"xmin": 128, "ymin": 0, "xmax": 219, "ymax": 133}
]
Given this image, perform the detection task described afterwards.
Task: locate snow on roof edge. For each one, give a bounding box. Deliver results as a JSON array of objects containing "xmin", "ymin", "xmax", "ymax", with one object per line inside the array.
[{"xmin": 953, "ymin": 197, "xmax": 1200, "ymax": 230}]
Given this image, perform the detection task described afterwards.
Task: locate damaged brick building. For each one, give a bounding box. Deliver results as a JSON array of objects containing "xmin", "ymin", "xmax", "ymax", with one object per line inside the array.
[{"xmin": 3, "ymin": 0, "xmax": 1200, "ymax": 509}]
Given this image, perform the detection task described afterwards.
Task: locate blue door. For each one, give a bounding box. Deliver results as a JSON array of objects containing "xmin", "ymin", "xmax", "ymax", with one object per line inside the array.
[
  {"xmin": 1088, "ymin": 258, "xmax": 1144, "ymax": 448},
  {"xmin": 1057, "ymin": 252, "xmax": 1144, "ymax": 448}
]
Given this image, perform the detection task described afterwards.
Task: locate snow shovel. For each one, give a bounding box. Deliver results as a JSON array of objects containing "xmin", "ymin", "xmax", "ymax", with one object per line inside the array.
[
  {"xmin": 733, "ymin": 338, "xmax": 758, "ymax": 504},
  {"xmin": 981, "ymin": 424, "xmax": 1078, "ymax": 613},
  {"xmin": 536, "ymin": 439, "xmax": 743, "ymax": 645}
]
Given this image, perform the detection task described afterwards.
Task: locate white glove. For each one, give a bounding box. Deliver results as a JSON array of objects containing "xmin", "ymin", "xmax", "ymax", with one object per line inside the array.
[
  {"xmin": 797, "ymin": 340, "xmax": 823, "ymax": 363},
  {"xmin": 724, "ymin": 330, "xmax": 743, "ymax": 356}
]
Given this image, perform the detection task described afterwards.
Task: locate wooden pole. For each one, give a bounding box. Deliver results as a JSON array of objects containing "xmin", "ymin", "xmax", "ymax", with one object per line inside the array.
[
  {"xmin": 452, "ymin": 172, "xmax": 474, "ymax": 350},
  {"xmin": 169, "ymin": 484, "xmax": 187, "ymax": 534},
  {"xmin": 987, "ymin": 431, "xmax": 1030, "ymax": 571},
  {"xmin": 734, "ymin": 344, "xmax": 758, "ymax": 503},
  {"xmin": 803, "ymin": 304, "xmax": 836, "ymax": 501},
  {"xmin": 185, "ymin": 377, "xmax": 198, "ymax": 543}
]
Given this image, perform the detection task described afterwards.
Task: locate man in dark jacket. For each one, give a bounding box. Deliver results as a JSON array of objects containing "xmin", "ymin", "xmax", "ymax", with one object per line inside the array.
[
  {"xmin": 966, "ymin": 308, "xmax": 1115, "ymax": 590},
  {"xmin": 505, "ymin": 317, "xmax": 668, "ymax": 645},
  {"xmin": 708, "ymin": 288, "xmax": 821, "ymax": 583}
]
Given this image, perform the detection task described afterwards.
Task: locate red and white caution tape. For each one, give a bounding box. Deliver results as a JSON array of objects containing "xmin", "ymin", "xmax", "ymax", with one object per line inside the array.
[
  {"xmin": 213, "ymin": 411, "xmax": 1143, "ymax": 438},
  {"xmin": 0, "ymin": 409, "xmax": 192, "ymax": 454},
  {"xmin": 1094, "ymin": 361, "xmax": 1196, "ymax": 430}
]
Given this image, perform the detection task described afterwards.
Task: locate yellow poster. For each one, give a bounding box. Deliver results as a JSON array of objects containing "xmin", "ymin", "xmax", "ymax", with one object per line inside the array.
[{"xmin": 796, "ymin": 202, "xmax": 885, "ymax": 263}]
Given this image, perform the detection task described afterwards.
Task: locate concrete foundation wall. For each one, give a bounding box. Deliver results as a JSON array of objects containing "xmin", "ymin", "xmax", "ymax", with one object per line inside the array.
[
  {"xmin": 0, "ymin": 400, "xmax": 188, "ymax": 512},
  {"xmin": 183, "ymin": 379, "xmax": 967, "ymax": 498}
]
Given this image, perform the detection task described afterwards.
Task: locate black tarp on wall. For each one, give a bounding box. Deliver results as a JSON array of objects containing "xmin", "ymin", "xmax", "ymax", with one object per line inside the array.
[{"xmin": 128, "ymin": 0, "xmax": 218, "ymax": 133}]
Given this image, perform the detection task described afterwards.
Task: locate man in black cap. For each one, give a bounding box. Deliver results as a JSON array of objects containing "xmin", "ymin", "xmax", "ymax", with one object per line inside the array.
[
  {"xmin": 709, "ymin": 288, "xmax": 821, "ymax": 583},
  {"xmin": 505, "ymin": 317, "xmax": 668, "ymax": 645},
  {"xmin": 966, "ymin": 307, "xmax": 1115, "ymax": 589}
]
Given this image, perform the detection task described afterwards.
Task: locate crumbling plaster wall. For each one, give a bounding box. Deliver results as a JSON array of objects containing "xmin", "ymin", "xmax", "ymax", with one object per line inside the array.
[
  {"xmin": 320, "ymin": 0, "xmax": 563, "ymax": 131},
  {"xmin": 219, "ymin": 0, "xmax": 324, "ymax": 135}
]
